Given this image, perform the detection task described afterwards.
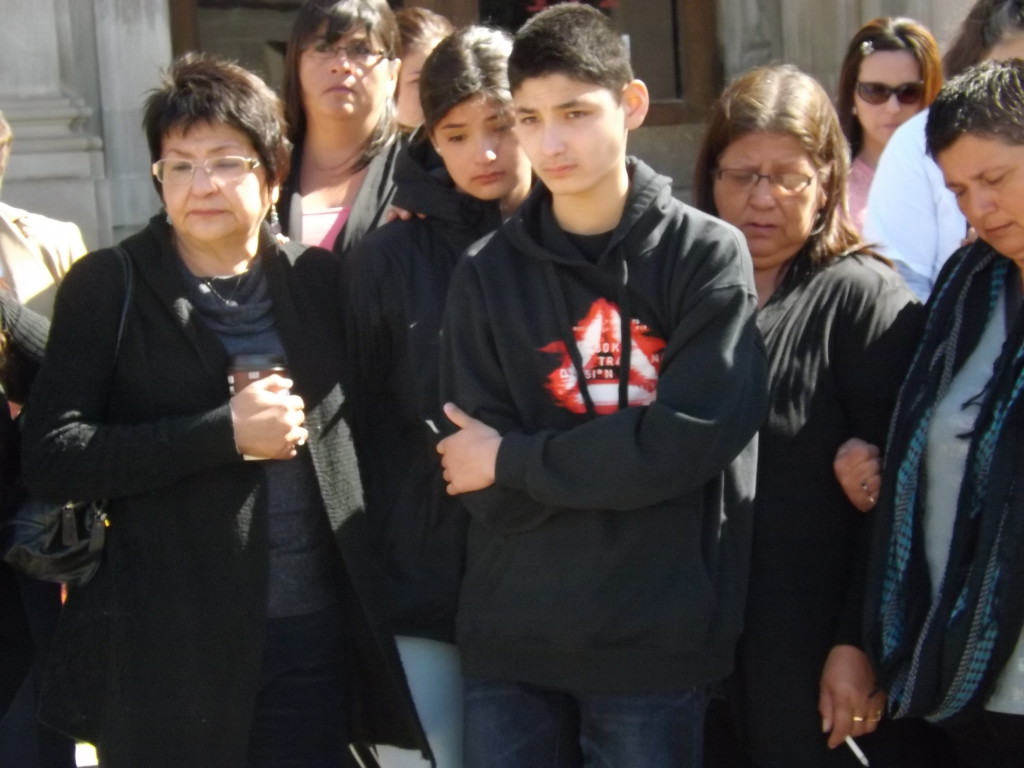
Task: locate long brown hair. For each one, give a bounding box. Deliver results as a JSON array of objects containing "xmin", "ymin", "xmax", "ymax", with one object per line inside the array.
[{"xmin": 694, "ymin": 64, "xmax": 864, "ymax": 271}]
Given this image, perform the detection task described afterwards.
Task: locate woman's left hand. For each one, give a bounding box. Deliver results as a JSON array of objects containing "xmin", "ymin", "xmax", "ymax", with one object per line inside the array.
[
  {"xmin": 834, "ymin": 437, "xmax": 881, "ymax": 513},
  {"xmin": 230, "ymin": 375, "xmax": 308, "ymax": 460},
  {"xmin": 819, "ymin": 644, "xmax": 887, "ymax": 749}
]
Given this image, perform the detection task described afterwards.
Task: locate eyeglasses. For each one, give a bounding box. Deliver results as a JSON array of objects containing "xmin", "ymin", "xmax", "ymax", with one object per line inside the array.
[
  {"xmin": 855, "ymin": 81, "xmax": 925, "ymax": 105},
  {"xmin": 714, "ymin": 168, "xmax": 814, "ymax": 195},
  {"xmin": 152, "ymin": 156, "xmax": 261, "ymax": 186},
  {"xmin": 303, "ymin": 38, "xmax": 385, "ymax": 67}
]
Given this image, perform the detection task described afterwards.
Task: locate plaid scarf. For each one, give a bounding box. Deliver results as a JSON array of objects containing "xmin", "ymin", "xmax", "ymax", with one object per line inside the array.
[{"xmin": 865, "ymin": 241, "xmax": 1024, "ymax": 723}]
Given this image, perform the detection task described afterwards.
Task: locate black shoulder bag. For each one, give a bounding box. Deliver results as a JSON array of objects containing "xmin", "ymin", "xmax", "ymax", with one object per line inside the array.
[{"xmin": 1, "ymin": 247, "xmax": 134, "ymax": 586}]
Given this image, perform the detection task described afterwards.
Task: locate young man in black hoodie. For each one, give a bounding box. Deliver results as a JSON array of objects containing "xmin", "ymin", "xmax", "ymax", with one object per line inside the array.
[{"xmin": 436, "ymin": 5, "xmax": 768, "ymax": 766}]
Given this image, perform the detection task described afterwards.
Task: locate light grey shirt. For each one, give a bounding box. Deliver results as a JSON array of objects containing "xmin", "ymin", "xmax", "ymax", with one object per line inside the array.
[{"xmin": 925, "ymin": 291, "xmax": 1024, "ymax": 714}]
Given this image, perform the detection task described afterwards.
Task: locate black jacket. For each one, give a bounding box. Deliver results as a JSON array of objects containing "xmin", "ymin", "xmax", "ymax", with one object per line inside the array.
[
  {"xmin": 733, "ymin": 254, "xmax": 922, "ymax": 761},
  {"xmin": 0, "ymin": 291, "xmax": 48, "ymax": 718},
  {"xmin": 750, "ymin": 254, "xmax": 921, "ymax": 644},
  {"xmin": 21, "ymin": 218, "xmax": 428, "ymax": 766},
  {"xmin": 279, "ymin": 136, "xmax": 404, "ymax": 256},
  {"xmin": 439, "ymin": 158, "xmax": 768, "ymax": 692},
  {"xmin": 343, "ymin": 139, "xmax": 505, "ymax": 641}
]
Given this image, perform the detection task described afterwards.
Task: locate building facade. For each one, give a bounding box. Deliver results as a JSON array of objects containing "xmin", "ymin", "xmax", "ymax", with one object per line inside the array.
[{"xmin": 0, "ymin": 0, "xmax": 969, "ymax": 249}]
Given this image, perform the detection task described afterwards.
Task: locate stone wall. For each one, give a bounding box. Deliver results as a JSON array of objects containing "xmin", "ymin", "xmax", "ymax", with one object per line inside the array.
[{"xmin": 0, "ymin": 0, "xmax": 977, "ymax": 247}]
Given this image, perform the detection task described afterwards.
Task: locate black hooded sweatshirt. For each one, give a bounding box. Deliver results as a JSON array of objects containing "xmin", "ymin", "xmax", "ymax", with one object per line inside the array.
[
  {"xmin": 439, "ymin": 157, "xmax": 769, "ymax": 692},
  {"xmin": 343, "ymin": 138, "xmax": 506, "ymax": 641}
]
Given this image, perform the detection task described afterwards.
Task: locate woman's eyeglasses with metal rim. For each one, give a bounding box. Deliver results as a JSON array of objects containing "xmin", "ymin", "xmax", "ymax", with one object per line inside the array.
[
  {"xmin": 152, "ymin": 156, "xmax": 261, "ymax": 186},
  {"xmin": 303, "ymin": 38, "xmax": 386, "ymax": 68},
  {"xmin": 714, "ymin": 168, "xmax": 814, "ymax": 195}
]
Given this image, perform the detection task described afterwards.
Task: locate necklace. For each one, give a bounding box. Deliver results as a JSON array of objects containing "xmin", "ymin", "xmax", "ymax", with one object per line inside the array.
[{"xmin": 199, "ymin": 273, "xmax": 246, "ymax": 307}]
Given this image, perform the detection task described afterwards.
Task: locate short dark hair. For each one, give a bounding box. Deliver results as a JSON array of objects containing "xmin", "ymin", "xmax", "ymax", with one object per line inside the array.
[
  {"xmin": 836, "ymin": 17, "xmax": 942, "ymax": 158},
  {"xmin": 396, "ymin": 7, "xmax": 453, "ymax": 58},
  {"xmin": 0, "ymin": 113, "xmax": 11, "ymax": 183},
  {"xmin": 420, "ymin": 26, "xmax": 513, "ymax": 138},
  {"xmin": 283, "ymin": 0, "xmax": 398, "ymax": 165},
  {"xmin": 943, "ymin": 0, "xmax": 1024, "ymax": 78},
  {"xmin": 508, "ymin": 4, "xmax": 631, "ymax": 95},
  {"xmin": 926, "ymin": 58, "xmax": 1024, "ymax": 158},
  {"xmin": 694, "ymin": 64, "xmax": 863, "ymax": 271},
  {"xmin": 142, "ymin": 53, "xmax": 290, "ymax": 197}
]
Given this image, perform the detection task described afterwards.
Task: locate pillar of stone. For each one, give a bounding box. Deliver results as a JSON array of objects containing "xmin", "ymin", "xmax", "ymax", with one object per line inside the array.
[
  {"xmin": 92, "ymin": 0, "xmax": 173, "ymax": 242},
  {"xmin": 0, "ymin": 0, "xmax": 109, "ymax": 248}
]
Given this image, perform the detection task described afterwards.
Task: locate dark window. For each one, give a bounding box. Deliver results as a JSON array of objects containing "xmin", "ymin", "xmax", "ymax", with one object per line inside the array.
[{"xmin": 477, "ymin": 0, "xmax": 719, "ymax": 123}]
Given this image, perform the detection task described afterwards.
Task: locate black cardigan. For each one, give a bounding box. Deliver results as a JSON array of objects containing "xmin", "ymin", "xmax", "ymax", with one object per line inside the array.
[
  {"xmin": 21, "ymin": 218, "xmax": 428, "ymax": 766},
  {"xmin": 0, "ymin": 290, "xmax": 48, "ymax": 717},
  {"xmin": 343, "ymin": 138, "xmax": 503, "ymax": 641}
]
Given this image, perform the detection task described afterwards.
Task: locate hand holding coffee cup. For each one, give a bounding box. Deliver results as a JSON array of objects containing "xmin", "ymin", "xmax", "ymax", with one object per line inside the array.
[{"xmin": 227, "ymin": 355, "xmax": 307, "ymax": 460}]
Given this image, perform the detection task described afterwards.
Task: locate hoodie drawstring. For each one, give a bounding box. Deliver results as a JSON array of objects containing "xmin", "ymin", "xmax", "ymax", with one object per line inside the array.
[
  {"xmin": 616, "ymin": 253, "xmax": 632, "ymax": 413},
  {"xmin": 542, "ymin": 251, "xmax": 633, "ymax": 417}
]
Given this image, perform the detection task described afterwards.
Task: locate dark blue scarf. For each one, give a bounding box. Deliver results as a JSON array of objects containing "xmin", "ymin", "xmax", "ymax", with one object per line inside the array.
[{"xmin": 865, "ymin": 240, "xmax": 1024, "ymax": 723}]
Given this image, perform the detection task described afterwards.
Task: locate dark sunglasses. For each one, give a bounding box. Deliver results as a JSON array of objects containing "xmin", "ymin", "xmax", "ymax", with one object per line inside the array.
[{"xmin": 856, "ymin": 81, "xmax": 925, "ymax": 105}]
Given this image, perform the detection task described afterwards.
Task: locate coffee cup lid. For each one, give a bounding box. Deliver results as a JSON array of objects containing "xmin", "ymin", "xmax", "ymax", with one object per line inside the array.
[{"xmin": 227, "ymin": 354, "xmax": 288, "ymax": 370}]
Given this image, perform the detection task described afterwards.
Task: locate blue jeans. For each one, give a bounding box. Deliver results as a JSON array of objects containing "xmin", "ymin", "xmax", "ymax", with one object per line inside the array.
[
  {"xmin": 463, "ymin": 677, "xmax": 707, "ymax": 768},
  {"xmin": 375, "ymin": 636, "xmax": 463, "ymax": 768}
]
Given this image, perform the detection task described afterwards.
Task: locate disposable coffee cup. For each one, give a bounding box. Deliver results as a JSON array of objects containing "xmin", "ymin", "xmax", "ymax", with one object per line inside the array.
[
  {"xmin": 227, "ymin": 354, "xmax": 290, "ymax": 461},
  {"xmin": 227, "ymin": 354, "xmax": 289, "ymax": 396}
]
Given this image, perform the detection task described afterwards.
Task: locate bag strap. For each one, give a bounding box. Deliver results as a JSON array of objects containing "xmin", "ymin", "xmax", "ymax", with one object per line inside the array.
[
  {"xmin": 88, "ymin": 247, "xmax": 134, "ymax": 517},
  {"xmin": 112, "ymin": 246, "xmax": 134, "ymax": 360}
]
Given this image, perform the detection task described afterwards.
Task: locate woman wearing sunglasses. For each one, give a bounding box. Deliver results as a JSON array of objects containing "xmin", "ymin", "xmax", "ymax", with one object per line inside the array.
[{"xmin": 836, "ymin": 17, "xmax": 941, "ymax": 235}]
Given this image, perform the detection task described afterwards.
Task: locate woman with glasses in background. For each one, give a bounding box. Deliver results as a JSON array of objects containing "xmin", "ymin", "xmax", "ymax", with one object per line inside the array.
[
  {"xmin": 279, "ymin": 0, "xmax": 402, "ymax": 254},
  {"xmin": 20, "ymin": 54, "xmax": 427, "ymax": 767},
  {"xmin": 835, "ymin": 17, "xmax": 941, "ymax": 234},
  {"xmin": 694, "ymin": 64, "xmax": 926, "ymax": 767}
]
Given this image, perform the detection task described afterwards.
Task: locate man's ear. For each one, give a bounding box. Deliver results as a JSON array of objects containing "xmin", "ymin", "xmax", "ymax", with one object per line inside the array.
[{"xmin": 622, "ymin": 79, "xmax": 650, "ymax": 130}]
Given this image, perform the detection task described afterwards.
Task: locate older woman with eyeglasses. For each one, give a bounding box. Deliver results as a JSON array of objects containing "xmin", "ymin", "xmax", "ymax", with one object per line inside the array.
[
  {"xmin": 694, "ymin": 65, "xmax": 925, "ymax": 767},
  {"xmin": 279, "ymin": 0, "xmax": 403, "ymax": 254},
  {"xmin": 20, "ymin": 53, "xmax": 427, "ymax": 767}
]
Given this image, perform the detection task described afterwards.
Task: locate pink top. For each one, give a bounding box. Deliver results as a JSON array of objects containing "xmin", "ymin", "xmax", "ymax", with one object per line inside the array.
[
  {"xmin": 847, "ymin": 157, "xmax": 874, "ymax": 236},
  {"xmin": 300, "ymin": 206, "xmax": 350, "ymax": 249}
]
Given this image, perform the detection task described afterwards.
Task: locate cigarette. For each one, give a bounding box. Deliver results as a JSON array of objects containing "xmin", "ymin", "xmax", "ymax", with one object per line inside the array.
[{"xmin": 845, "ymin": 736, "xmax": 869, "ymax": 767}]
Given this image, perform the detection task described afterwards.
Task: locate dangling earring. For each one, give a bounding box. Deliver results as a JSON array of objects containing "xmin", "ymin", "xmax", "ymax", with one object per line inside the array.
[
  {"xmin": 809, "ymin": 210, "xmax": 827, "ymax": 237},
  {"xmin": 269, "ymin": 205, "xmax": 281, "ymax": 236},
  {"xmin": 852, "ymin": 105, "xmax": 858, "ymax": 116},
  {"xmin": 165, "ymin": 210, "xmax": 172, "ymax": 226}
]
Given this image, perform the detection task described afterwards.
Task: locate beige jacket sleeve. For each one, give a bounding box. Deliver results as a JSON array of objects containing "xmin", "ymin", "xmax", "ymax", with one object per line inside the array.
[{"xmin": 0, "ymin": 202, "xmax": 87, "ymax": 319}]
